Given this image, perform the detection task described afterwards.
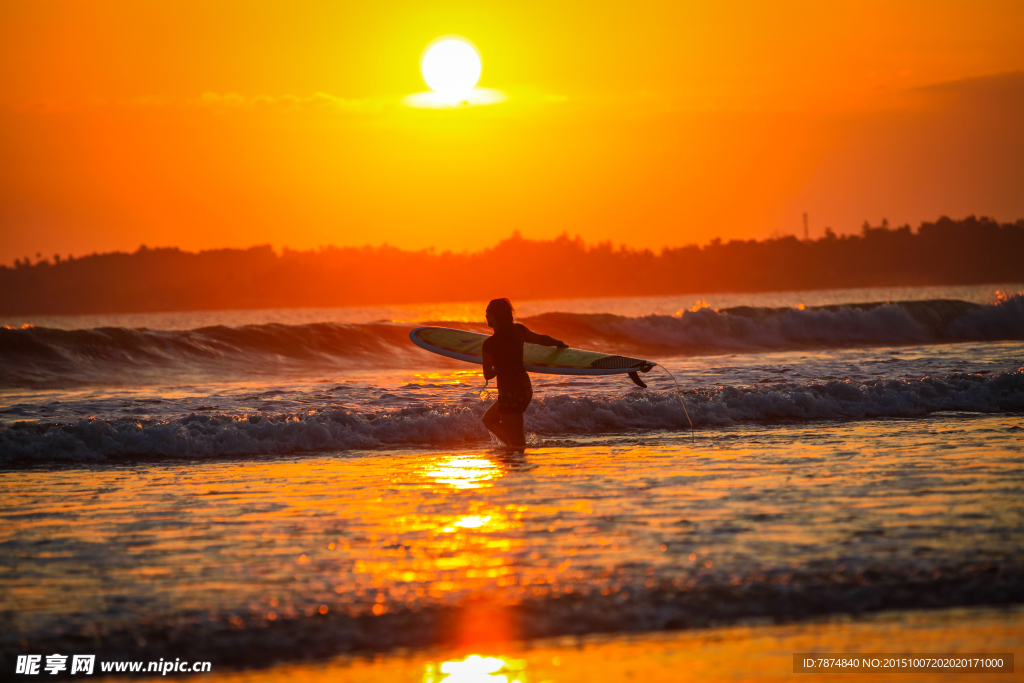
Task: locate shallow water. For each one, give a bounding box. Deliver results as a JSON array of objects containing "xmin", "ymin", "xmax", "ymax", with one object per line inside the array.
[{"xmin": 2, "ymin": 414, "xmax": 1021, "ymax": 663}]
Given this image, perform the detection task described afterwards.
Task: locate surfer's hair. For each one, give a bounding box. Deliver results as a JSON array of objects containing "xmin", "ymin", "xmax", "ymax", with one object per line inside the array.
[{"xmin": 486, "ymin": 298, "xmax": 515, "ymax": 327}]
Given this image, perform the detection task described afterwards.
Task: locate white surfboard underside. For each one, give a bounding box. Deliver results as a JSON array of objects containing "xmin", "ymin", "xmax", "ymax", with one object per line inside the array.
[{"xmin": 409, "ymin": 326, "xmax": 653, "ymax": 376}]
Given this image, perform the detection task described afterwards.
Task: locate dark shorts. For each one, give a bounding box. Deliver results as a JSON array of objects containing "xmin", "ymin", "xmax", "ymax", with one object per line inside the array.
[{"xmin": 497, "ymin": 376, "xmax": 533, "ymax": 414}]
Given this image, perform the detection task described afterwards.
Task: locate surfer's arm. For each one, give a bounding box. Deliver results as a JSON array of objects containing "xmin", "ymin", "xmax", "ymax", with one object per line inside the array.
[
  {"xmin": 517, "ymin": 324, "xmax": 569, "ymax": 348},
  {"xmin": 482, "ymin": 351, "xmax": 497, "ymax": 380}
]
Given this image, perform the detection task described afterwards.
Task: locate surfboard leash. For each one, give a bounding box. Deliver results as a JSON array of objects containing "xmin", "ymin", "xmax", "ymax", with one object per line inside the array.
[
  {"xmin": 479, "ymin": 366, "xmax": 694, "ymax": 444},
  {"xmin": 655, "ymin": 363, "xmax": 695, "ymax": 444},
  {"xmin": 479, "ymin": 378, "xmax": 504, "ymax": 402}
]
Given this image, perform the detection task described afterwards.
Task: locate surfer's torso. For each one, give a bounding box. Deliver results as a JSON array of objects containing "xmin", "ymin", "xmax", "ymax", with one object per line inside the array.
[
  {"xmin": 483, "ymin": 323, "xmax": 533, "ymax": 414},
  {"xmin": 482, "ymin": 323, "xmax": 531, "ymax": 391}
]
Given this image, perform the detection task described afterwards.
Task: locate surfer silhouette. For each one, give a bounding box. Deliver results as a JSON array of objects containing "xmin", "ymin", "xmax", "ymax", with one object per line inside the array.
[{"xmin": 481, "ymin": 298, "xmax": 567, "ymax": 448}]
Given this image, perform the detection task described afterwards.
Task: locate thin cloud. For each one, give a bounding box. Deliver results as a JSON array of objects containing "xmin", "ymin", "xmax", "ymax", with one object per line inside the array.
[{"xmin": 190, "ymin": 91, "xmax": 386, "ymax": 114}]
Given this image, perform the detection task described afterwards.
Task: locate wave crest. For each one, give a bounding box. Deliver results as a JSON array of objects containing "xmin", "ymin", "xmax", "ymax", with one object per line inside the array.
[
  {"xmin": 3, "ymin": 369, "xmax": 1020, "ymax": 462},
  {"xmin": 1, "ymin": 296, "xmax": 1021, "ymax": 389}
]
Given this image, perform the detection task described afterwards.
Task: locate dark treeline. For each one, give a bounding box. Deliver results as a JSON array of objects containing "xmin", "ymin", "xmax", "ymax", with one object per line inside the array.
[{"xmin": 3, "ymin": 215, "xmax": 1023, "ymax": 316}]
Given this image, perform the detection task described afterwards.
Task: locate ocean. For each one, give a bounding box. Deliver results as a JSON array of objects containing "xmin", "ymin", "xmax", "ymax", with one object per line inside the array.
[{"xmin": 1, "ymin": 284, "xmax": 1022, "ymax": 680}]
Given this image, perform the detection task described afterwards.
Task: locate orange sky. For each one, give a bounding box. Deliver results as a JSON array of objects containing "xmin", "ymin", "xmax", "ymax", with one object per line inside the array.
[{"xmin": 1, "ymin": 1, "xmax": 1023, "ymax": 265}]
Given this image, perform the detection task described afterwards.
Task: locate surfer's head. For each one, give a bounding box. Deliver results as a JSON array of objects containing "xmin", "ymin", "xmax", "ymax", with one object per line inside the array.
[{"xmin": 485, "ymin": 298, "xmax": 515, "ymax": 329}]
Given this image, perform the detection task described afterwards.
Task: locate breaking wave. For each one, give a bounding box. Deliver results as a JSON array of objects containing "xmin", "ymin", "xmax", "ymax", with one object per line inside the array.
[
  {"xmin": 1, "ymin": 296, "xmax": 1022, "ymax": 389},
  {"xmin": 3, "ymin": 369, "xmax": 1020, "ymax": 463},
  {"xmin": 534, "ymin": 295, "xmax": 1024, "ymax": 355},
  {"xmin": 0, "ymin": 320, "xmax": 431, "ymax": 389}
]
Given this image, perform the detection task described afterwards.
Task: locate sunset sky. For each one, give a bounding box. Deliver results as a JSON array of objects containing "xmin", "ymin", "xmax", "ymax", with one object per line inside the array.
[{"xmin": 1, "ymin": 1, "xmax": 1023, "ymax": 265}]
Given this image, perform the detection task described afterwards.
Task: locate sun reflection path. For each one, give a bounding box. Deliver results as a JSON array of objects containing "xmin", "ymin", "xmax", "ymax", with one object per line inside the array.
[
  {"xmin": 424, "ymin": 654, "xmax": 526, "ymax": 683},
  {"xmin": 453, "ymin": 515, "xmax": 490, "ymax": 528},
  {"xmin": 410, "ymin": 369, "xmax": 484, "ymax": 385},
  {"xmin": 425, "ymin": 455, "xmax": 502, "ymax": 490}
]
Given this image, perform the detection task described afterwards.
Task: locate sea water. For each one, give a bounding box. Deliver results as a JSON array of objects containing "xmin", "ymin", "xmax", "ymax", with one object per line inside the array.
[{"xmin": 1, "ymin": 285, "xmax": 1022, "ymax": 674}]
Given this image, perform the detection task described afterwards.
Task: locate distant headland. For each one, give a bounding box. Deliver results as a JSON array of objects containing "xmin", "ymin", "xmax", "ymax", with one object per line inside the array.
[{"xmin": 2, "ymin": 215, "xmax": 1022, "ymax": 316}]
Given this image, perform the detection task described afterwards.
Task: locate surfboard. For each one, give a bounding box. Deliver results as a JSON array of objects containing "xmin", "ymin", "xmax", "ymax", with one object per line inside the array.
[{"xmin": 408, "ymin": 326, "xmax": 655, "ymax": 376}]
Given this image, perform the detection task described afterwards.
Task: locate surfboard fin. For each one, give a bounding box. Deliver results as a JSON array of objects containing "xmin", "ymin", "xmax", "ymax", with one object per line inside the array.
[{"xmin": 628, "ymin": 371, "xmax": 647, "ymax": 388}]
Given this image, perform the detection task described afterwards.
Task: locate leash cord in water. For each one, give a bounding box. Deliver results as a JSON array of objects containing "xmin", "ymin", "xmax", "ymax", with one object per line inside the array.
[{"xmin": 656, "ymin": 363, "xmax": 694, "ymax": 443}]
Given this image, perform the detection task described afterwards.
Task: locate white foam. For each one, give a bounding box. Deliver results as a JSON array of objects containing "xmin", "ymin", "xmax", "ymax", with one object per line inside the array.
[{"xmin": 3, "ymin": 369, "xmax": 1020, "ymax": 463}]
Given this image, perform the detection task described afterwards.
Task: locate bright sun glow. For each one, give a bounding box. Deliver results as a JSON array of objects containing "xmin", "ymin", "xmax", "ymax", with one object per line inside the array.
[
  {"xmin": 425, "ymin": 456, "xmax": 500, "ymax": 489},
  {"xmin": 453, "ymin": 515, "xmax": 492, "ymax": 528},
  {"xmin": 422, "ymin": 38, "xmax": 481, "ymax": 96},
  {"xmin": 426, "ymin": 655, "xmax": 525, "ymax": 683}
]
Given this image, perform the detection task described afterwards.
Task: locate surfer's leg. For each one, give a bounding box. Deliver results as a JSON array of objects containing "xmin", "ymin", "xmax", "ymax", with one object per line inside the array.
[
  {"xmin": 487, "ymin": 377, "xmax": 531, "ymax": 447},
  {"xmin": 499, "ymin": 376, "xmax": 531, "ymax": 448},
  {"xmin": 503, "ymin": 411, "xmax": 526, "ymax": 448},
  {"xmin": 482, "ymin": 402, "xmax": 511, "ymax": 444}
]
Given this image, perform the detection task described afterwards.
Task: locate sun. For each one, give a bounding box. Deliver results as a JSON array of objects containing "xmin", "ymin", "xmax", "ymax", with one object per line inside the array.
[
  {"xmin": 421, "ymin": 37, "xmax": 481, "ymax": 96},
  {"xmin": 403, "ymin": 36, "xmax": 504, "ymax": 108}
]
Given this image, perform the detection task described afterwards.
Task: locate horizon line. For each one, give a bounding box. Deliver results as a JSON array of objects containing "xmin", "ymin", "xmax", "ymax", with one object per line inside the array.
[{"xmin": 7, "ymin": 214, "xmax": 1023, "ymax": 269}]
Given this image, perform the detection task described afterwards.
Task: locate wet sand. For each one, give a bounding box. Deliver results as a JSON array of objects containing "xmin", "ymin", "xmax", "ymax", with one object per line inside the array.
[{"xmin": 100, "ymin": 605, "xmax": 1020, "ymax": 682}]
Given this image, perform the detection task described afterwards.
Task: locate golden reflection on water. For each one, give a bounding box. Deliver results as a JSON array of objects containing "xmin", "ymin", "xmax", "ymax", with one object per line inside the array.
[
  {"xmin": 426, "ymin": 455, "xmax": 502, "ymax": 489},
  {"xmin": 448, "ymin": 515, "xmax": 492, "ymax": 531},
  {"xmin": 411, "ymin": 369, "xmax": 484, "ymax": 385},
  {"xmin": 424, "ymin": 654, "xmax": 526, "ymax": 683},
  {"xmin": 356, "ymin": 502, "xmax": 525, "ymax": 596},
  {"xmin": 7, "ymin": 419, "xmax": 1021, "ymax": 649}
]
